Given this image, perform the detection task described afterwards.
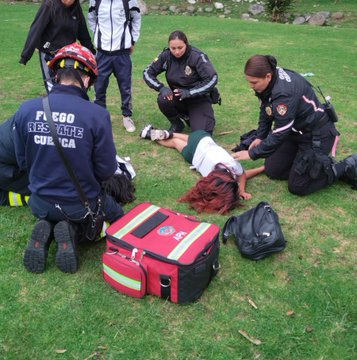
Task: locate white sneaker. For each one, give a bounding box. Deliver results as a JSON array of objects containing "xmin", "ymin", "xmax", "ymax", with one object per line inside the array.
[
  {"xmin": 140, "ymin": 124, "xmax": 153, "ymax": 139},
  {"xmin": 123, "ymin": 116, "xmax": 136, "ymax": 132},
  {"xmin": 150, "ymin": 129, "xmax": 171, "ymax": 141}
]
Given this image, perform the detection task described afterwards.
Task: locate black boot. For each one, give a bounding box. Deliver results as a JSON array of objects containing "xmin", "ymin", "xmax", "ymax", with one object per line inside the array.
[
  {"xmin": 23, "ymin": 220, "xmax": 53, "ymax": 273},
  {"xmin": 339, "ymin": 154, "xmax": 357, "ymax": 189},
  {"xmin": 168, "ymin": 116, "xmax": 185, "ymax": 133}
]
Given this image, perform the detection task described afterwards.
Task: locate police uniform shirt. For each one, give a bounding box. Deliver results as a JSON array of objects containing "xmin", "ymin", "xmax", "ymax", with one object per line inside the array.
[{"xmin": 249, "ymin": 67, "xmax": 327, "ymax": 160}]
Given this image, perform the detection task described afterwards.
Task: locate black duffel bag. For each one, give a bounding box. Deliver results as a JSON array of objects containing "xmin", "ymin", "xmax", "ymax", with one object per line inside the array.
[{"xmin": 222, "ymin": 202, "xmax": 286, "ymax": 260}]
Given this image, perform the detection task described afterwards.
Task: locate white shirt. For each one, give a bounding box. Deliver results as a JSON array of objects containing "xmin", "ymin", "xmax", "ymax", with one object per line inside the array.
[{"xmin": 191, "ymin": 137, "xmax": 244, "ymax": 177}]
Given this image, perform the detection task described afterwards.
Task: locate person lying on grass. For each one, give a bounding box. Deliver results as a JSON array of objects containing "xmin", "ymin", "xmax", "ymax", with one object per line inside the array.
[{"xmin": 140, "ymin": 125, "xmax": 260, "ymax": 215}]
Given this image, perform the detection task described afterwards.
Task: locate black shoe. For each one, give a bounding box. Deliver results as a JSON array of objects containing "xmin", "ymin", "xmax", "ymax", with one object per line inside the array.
[
  {"xmin": 342, "ymin": 154, "xmax": 357, "ymax": 189},
  {"xmin": 179, "ymin": 114, "xmax": 190, "ymax": 126},
  {"xmin": 169, "ymin": 120, "xmax": 185, "ymax": 133},
  {"xmin": 23, "ymin": 220, "xmax": 53, "ymax": 273},
  {"xmin": 54, "ymin": 221, "xmax": 79, "ymax": 273}
]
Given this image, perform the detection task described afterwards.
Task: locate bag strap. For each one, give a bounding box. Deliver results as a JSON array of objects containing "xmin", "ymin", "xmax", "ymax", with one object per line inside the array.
[
  {"xmin": 221, "ymin": 216, "xmax": 235, "ymax": 244},
  {"xmin": 123, "ymin": 0, "xmax": 130, "ymax": 22},
  {"xmin": 42, "ymin": 96, "xmax": 89, "ymax": 208},
  {"xmin": 252, "ymin": 202, "xmax": 274, "ymax": 237}
]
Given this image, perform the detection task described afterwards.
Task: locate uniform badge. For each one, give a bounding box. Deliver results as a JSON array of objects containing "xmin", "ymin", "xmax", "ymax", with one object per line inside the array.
[
  {"xmin": 276, "ymin": 104, "xmax": 288, "ymax": 116},
  {"xmin": 185, "ymin": 65, "xmax": 192, "ymax": 76},
  {"xmin": 265, "ymin": 106, "xmax": 272, "ymax": 116}
]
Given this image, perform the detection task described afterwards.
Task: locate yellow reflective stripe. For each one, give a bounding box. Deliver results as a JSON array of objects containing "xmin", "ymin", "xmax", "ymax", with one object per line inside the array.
[
  {"xmin": 101, "ymin": 222, "xmax": 110, "ymax": 238},
  {"xmin": 8, "ymin": 192, "xmax": 22, "ymax": 206},
  {"xmin": 24, "ymin": 195, "xmax": 30, "ymax": 204},
  {"xmin": 113, "ymin": 205, "xmax": 160, "ymax": 239},
  {"xmin": 167, "ymin": 223, "xmax": 212, "ymax": 261},
  {"xmin": 103, "ymin": 264, "xmax": 141, "ymax": 291}
]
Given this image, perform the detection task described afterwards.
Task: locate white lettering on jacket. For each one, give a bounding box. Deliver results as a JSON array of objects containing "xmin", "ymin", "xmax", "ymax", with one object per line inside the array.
[
  {"xmin": 34, "ymin": 135, "xmax": 76, "ymax": 148},
  {"xmin": 28, "ymin": 122, "xmax": 84, "ymax": 138},
  {"xmin": 35, "ymin": 111, "xmax": 75, "ymax": 124}
]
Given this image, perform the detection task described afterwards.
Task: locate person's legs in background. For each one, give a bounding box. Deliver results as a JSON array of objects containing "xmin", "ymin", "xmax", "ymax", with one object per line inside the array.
[
  {"xmin": 113, "ymin": 52, "xmax": 135, "ymax": 132},
  {"xmin": 94, "ymin": 51, "xmax": 113, "ymax": 108}
]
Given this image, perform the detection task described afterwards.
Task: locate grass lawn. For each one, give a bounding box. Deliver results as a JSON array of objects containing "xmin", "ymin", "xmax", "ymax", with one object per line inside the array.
[{"xmin": 0, "ymin": 2, "xmax": 356, "ymax": 359}]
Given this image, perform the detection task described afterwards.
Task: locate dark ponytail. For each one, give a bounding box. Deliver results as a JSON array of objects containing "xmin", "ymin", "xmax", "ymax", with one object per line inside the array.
[{"xmin": 244, "ymin": 55, "xmax": 277, "ymax": 78}]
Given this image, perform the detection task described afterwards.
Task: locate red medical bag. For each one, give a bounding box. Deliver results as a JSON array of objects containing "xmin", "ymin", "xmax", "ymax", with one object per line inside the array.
[{"xmin": 103, "ymin": 202, "xmax": 220, "ymax": 304}]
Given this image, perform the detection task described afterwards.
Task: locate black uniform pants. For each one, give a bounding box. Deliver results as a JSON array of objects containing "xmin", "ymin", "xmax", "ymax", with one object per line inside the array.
[
  {"xmin": 264, "ymin": 121, "xmax": 339, "ymax": 196},
  {"xmin": 157, "ymin": 93, "xmax": 215, "ymax": 132}
]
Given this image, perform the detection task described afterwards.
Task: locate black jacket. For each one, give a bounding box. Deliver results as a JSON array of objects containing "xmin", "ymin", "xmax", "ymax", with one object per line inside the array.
[
  {"xmin": 20, "ymin": 0, "xmax": 95, "ymax": 65},
  {"xmin": 249, "ymin": 68, "xmax": 327, "ymax": 160},
  {"xmin": 143, "ymin": 45, "xmax": 218, "ymax": 98}
]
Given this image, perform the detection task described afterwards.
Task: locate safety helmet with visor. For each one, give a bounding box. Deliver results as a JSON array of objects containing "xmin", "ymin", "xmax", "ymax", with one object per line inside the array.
[{"xmin": 48, "ymin": 42, "xmax": 97, "ymax": 89}]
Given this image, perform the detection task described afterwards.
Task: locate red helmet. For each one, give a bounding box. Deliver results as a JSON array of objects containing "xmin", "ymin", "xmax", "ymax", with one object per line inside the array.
[{"xmin": 48, "ymin": 42, "xmax": 97, "ymax": 77}]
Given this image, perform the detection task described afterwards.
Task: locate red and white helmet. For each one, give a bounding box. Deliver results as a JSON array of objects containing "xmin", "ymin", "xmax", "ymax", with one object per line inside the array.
[{"xmin": 48, "ymin": 42, "xmax": 97, "ymax": 78}]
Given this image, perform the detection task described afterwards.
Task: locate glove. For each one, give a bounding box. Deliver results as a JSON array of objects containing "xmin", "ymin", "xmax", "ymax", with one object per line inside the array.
[
  {"xmin": 174, "ymin": 88, "xmax": 190, "ymax": 101},
  {"xmin": 159, "ymin": 86, "xmax": 173, "ymax": 99}
]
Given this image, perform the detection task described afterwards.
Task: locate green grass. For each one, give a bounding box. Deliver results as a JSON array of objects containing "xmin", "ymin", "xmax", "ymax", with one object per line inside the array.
[
  {"xmin": 1, "ymin": 2, "xmax": 357, "ymax": 359},
  {"xmin": 142, "ymin": 0, "xmax": 357, "ymax": 28}
]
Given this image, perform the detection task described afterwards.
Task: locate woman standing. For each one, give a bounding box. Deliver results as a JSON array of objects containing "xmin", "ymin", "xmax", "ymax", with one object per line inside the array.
[
  {"xmin": 143, "ymin": 30, "xmax": 220, "ymax": 134},
  {"xmin": 233, "ymin": 54, "xmax": 357, "ymax": 195},
  {"xmin": 19, "ymin": 0, "xmax": 95, "ymax": 93}
]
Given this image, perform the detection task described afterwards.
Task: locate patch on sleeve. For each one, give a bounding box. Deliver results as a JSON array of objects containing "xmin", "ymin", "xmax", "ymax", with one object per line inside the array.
[
  {"xmin": 265, "ymin": 106, "xmax": 272, "ymax": 116},
  {"xmin": 276, "ymin": 104, "xmax": 288, "ymax": 116},
  {"xmin": 153, "ymin": 57, "xmax": 159, "ymax": 62}
]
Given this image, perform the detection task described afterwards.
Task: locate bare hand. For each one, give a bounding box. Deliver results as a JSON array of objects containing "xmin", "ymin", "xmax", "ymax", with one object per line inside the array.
[
  {"xmin": 233, "ymin": 150, "xmax": 251, "ymax": 161},
  {"xmin": 248, "ymin": 138, "xmax": 262, "ymax": 150},
  {"xmin": 239, "ymin": 191, "xmax": 252, "ymax": 200}
]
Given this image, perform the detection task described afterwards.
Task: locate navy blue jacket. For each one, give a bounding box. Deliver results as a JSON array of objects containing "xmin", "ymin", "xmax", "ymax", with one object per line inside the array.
[
  {"xmin": 249, "ymin": 68, "xmax": 327, "ymax": 160},
  {"xmin": 13, "ymin": 84, "xmax": 117, "ymax": 203}
]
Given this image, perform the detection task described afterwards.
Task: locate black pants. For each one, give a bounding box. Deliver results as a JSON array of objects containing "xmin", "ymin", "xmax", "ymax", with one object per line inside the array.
[
  {"xmin": 157, "ymin": 93, "xmax": 215, "ymax": 132},
  {"xmin": 265, "ymin": 122, "xmax": 339, "ymax": 196},
  {"xmin": 39, "ymin": 52, "xmax": 55, "ymax": 93},
  {"xmin": 28, "ymin": 193, "xmax": 124, "ymax": 224},
  {"xmin": 94, "ymin": 50, "xmax": 133, "ymax": 117}
]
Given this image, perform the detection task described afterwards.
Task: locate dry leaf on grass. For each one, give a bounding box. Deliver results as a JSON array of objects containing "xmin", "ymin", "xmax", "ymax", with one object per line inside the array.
[
  {"xmin": 239, "ymin": 329, "xmax": 262, "ymax": 345},
  {"xmin": 286, "ymin": 310, "xmax": 295, "ymax": 316},
  {"xmin": 55, "ymin": 349, "xmax": 67, "ymax": 354},
  {"xmin": 216, "ymin": 130, "xmax": 234, "ymax": 136},
  {"xmin": 247, "ymin": 297, "xmax": 258, "ymax": 309},
  {"xmin": 84, "ymin": 352, "xmax": 100, "ymax": 360}
]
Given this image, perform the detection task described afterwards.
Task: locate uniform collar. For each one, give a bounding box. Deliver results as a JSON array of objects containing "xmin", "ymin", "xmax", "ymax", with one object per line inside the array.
[{"xmin": 50, "ymin": 84, "xmax": 90, "ymax": 101}]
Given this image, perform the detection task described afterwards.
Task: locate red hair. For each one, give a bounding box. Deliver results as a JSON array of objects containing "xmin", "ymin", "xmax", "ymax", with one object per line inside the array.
[{"xmin": 179, "ymin": 164, "xmax": 241, "ymax": 215}]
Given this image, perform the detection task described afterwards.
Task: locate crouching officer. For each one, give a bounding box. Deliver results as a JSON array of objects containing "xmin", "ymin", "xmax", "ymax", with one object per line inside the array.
[
  {"xmin": 13, "ymin": 43, "xmax": 124, "ymax": 274},
  {"xmin": 233, "ymin": 54, "xmax": 357, "ymax": 195},
  {"xmin": 0, "ymin": 116, "xmax": 30, "ymax": 206},
  {"xmin": 143, "ymin": 30, "xmax": 219, "ymax": 134}
]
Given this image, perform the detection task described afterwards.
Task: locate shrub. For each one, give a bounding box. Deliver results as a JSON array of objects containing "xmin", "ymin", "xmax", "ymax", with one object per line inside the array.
[{"xmin": 264, "ymin": 0, "xmax": 295, "ymax": 22}]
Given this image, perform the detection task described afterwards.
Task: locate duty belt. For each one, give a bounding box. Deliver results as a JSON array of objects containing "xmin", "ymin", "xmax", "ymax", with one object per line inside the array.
[{"xmin": 310, "ymin": 113, "xmax": 331, "ymax": 151}]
